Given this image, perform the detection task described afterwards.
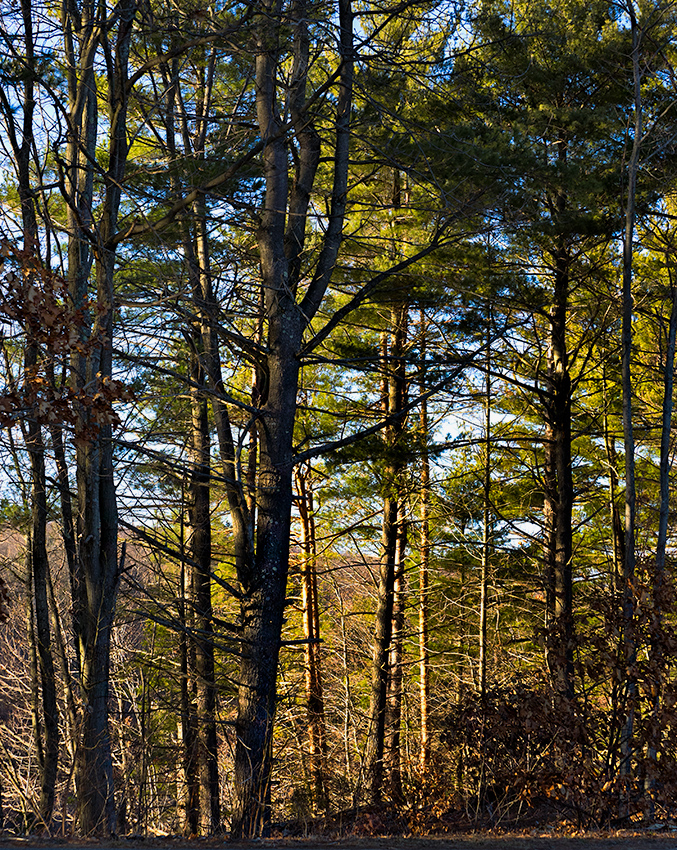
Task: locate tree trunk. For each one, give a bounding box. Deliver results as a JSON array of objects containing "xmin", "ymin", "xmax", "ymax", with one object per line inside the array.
[
  {"xmin": 364, "ymin": 484, "xmax": 398, "ymax": 805},
  {"xmin": 646, "ymin": 250, "xmax": 677, "ymax": 794},
  {"xmin": 231, "ymin": 358, "xmax": 300, "ymax": 836},
  {"xmin": 543, "ymin": 237, "xmax": 574, "ymax": 700},
  {"xmin": 418, "ymin": 314, "xmax": 431, "ymax": 774},
  {"xmin": 72, "ymin": 398, "xmax": 120, "ymax": 834},
  {"xmin": 163, "ymin": 60, "xmax": 225, "ymax": 832},
  {"xmin": 385, "ymin": 511, "xmax": 407, "ymax": 803},
  {"xmin": 296, "ymin": 464, "xmax": 328, "ymax": 814},
  {"xmin": 188, "ymin": 343, "xmax": 220, "ymax": 834},
  {"xmin": 178, "ymin": 508, "xmax": 200, "ymax": 835},
  {"xmin": 365, "ymin": 304, "xmax": 408, "ymax": 804},
  {"xmin": 191, "ymin": 208, "xmax": 221, "ymax": 836},
  {"xmin": 229, "ymin": 0, "xmax": 353, "ymax": 833},
  {"xmin": 642, "ymin": 253, "xmax": 677, "ymax": 798},
  {"xmin": 27, "ymin": 422, "xmax": 59, "ymax": 827},
  {"xmin": 619, "ymin": 4, "xmax": 642, "ymax": 788},
  {"xmin": 479, "ymin": 305, "xmax": 491, "ymax": 703},
  {"xmin": 26, "ymin": 541, "xmax": 45, "ymax": 820},
  {"xmin": 63, "ymin": 0, "xmax": 136, "ymax": 833},
  {"xmin": 230, "ymin": 29, "xmax": 301, "ymax": 817}
]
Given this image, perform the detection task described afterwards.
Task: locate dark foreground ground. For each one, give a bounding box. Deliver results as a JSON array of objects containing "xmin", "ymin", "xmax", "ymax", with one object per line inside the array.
[{"xmin": 3, "ymin": 830, "xmax": 677, "ymax": 850}]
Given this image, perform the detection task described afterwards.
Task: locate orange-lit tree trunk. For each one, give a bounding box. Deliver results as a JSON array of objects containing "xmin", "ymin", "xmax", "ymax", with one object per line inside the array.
[
  {"xmin": 418, "ymin": 313, "xmax": 431, "ymax": 773},
  {"xmin": 296, "ymin": 462, "xmax": 328, "ymax": 813}
]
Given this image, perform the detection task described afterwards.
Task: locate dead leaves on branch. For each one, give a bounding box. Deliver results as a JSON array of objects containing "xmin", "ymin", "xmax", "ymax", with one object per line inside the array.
[
  {"xmin": 438, "ymin": 665, "xmax": 677, "ymax": 829},
  {"xmin": 0, "ymin": 241, "xmax": 133, "ymax": 437}
]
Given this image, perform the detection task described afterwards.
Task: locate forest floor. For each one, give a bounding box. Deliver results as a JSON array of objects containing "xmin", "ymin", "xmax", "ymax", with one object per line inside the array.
[{"xmin": 3, "ymin": 830, "xmax": 677, "ymax": 850}]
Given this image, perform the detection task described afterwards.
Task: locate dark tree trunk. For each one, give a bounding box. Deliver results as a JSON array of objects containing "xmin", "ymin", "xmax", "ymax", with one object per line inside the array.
[
  {"xmin": 73, "ymin": 411, "xmax": 120, "ymax": 835},
  {"xmin": 188, "ymin": 346, "xmax": 220, "ymax": 834},
  {"xmin": 385, "ymin": 513, "xmax": 407, "ymax": 803},
  {"xmin": 27, "ymin": 422, "xmax": 59, "ymax": 826},
  {"xmin": 232, "ymin": 353, "xmax": 299, "ymax": 835},
  {"xmin": 158, "ymin": 51, "xmax": 222, "ymax": 833},
  {"xmin": 229, "ymin": 0, "xmax": 353, "ymax": 834},
  {"xmin": 365, "ymin": 304, "xmax": 408, "ymax": 804},
  {"xmin": 63, "ymin": 0, "xmax": 136, "ymax": 833},
  {"xmin": 26, "ymin": 542, "xmax": 45, "ymax": 814},
  {"xmin": 175, "ymin": 188, "xmax": 222, "ymax": 836},
  {"xmin": 620, "ymin": 7, "xmax": 642, "ymax": 786},
  {"xmin": 364, "ymin": 486, "xmax": 398, "ymax": 805},
  {"xmin": 646, "ymin": 252, "xmax": 677, "ymax": 793},
  {"xmin": 543, "ymin": 239, "xmax": 574, "ymax": 700}
]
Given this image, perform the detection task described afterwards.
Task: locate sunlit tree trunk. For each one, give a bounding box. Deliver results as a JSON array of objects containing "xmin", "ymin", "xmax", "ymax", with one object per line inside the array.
[
  {"xmin": 479, "ymin": 306, "xmax": 491, "ymax": 703},
  {"xmin": 178, "ymin": 505, "xmax": 200, "ymax": 835},
  {"xmin": 418, "ymin": 313, "xmax": 431, "ymax": 774},
  {"xmin": 296, "ymin": 463, "xmax": 328, "ymax": 813}
]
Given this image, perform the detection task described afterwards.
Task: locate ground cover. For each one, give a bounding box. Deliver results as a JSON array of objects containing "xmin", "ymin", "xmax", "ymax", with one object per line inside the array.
[{"xmin": 4, "ymin": 829, "xmax": 677, "ymax": 850}]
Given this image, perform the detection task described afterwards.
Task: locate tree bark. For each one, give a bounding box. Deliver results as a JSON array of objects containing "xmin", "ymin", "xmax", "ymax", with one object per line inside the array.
[
  {"xmin": 296, "ymin": 464, "xmax": 328, "ymax": 814},
  {"xmin": 191, "ymin": 205, "xmax": 221, "ymax": 836},
  {"xmin": 62, "ymin": 0, "xmax": 136, "ymax": 833},
  {"xmin": 619, "ymin": 3, "xmax": 642, "ymax": 787},
  {"xmin": 27, "ymin": 423, "xmax": 59, "ymax": 827},
  {"xmin": 365, "ymin": 304, "xmax": 408, "ymax": 804},
  {"xmin": 479, "ymin": 304, "xmax": 491, "ymax": 703},
  {"xmin": 645, "ymin": 246, "xmax": 677, "ymax": 797},
  {"xmin": 543, "ymin": 234, "xmax": 574, "ymax": 700},
  {"xmin": 364, "ymin": 476, "xmax": 398, "ymax": 805},
  {"xmin": 178, "ymin": 510, "xmax": 200, "ymax": 835},
  {"xmin": 418, "ymin": 313, "xmax": 431, "ymax": 774},
  {"xmin": 385, "ymin": 511, "xmax": 407, "ymax": 803},
  {"xmin": 187, "ymin": 343, "xmax": 220, "ymax": 834},
  {"xmin": 230, "ymin": 0, "xmax": 353, "ymax": 834}
]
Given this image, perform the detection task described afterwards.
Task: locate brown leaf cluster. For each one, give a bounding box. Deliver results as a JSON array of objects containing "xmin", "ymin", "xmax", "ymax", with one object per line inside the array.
[{"xmin": 0, "ymin": 241, "xmax": 134, "ymax": 435}]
